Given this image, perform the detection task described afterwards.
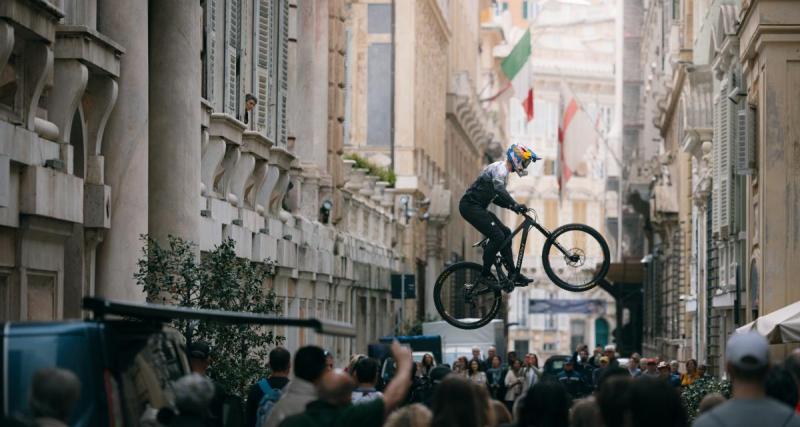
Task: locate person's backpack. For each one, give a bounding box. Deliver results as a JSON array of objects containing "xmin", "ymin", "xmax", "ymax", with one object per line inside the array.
[{"xmin": 254, "ymin": 379, "xmax": 283, "ymax": 427}]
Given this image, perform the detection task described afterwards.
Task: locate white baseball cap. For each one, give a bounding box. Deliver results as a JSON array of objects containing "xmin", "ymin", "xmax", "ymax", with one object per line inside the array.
[
  {"xmin": 726, "ymin": 331, "xmax": 769, "ymax": 369},
  {"xmin": 604, "ymin": 344, "xmax": 615, "ymax": 352}
]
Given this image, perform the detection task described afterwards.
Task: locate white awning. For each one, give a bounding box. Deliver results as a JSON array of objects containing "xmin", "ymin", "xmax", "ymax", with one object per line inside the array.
[{"xmin": 736, "ymin": 300, "xmax": 800, "ymax": 344}]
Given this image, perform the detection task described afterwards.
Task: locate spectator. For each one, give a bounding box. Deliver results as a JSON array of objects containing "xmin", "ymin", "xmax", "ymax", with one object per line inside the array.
[
  {"xmin": 187, "ymin": 341, "xmax": 238, "ymax": 427},
  {"xmin": 468, "ymin": 359, "xmax": 488, "ymax": 386},
  {"xmin": 243, "ymin": 94, "xmax": 257, "ymax": 125},
  {"xmin": 487, "ymin": 355, "xmax": 506, "ymax": 400},
  {"xmin": 558, "ymin": 360, "xmax": 589, "ymax": 400},
  {"xmin": 325, "ymin": 350, "xmax": 335, "ymax": 370},
  {"xmin": 692, "ymin": 332, "xmax": 800, "ymax": 427},
  {"xmin": 507, "ymin": 351, "xmax": 519, "ymax": 368},
  {"xmin": 420, "ymin": 353, "xmax": 436, "ymax": 377},
  {"xmin": 592, "ymin": 356, "xmax": 610, "ymax": 387},
  {"xmin": 246, "ymin": 347, "xmax": 291, "ymax": 427},
  {"xmin": 588, "ymin": 346, "xmax": 603, "ymax": 368},
  {"xmin": 352, "ymin": 357, "xmax": 383, "ymax": 404},
  {"xmin": 698, "ymin": 393, "xmax": 726, "ymax": 414},
  {"xmin": 643, "ymin": 358, "xmax": 659, "ymax": 377},
  {"xmin": 264, "ymin": 346, "xmax": 329, "ymax": 427},
  {"xmin": 160, "ymin": 374, "xmax": 217, "ymax": 427},
  {"xmin": 597, "ymin": 374, "xmax": 632, "ymax": 427},
  {"xmin": 697, "ymin": 363, "xmax": 708, "ymax": 378},
  {"xmin": 521, "ymin": 353, "xmax": 540, "ymax": 393},
  {"xmin": 491, "ymin": 399, "xmax": 512, "ymax": 426},
  {"xmin": 517, "ymin": 380, "xmax": 571, "ymax": 427},
  {"xmin": 785, "ymin": 350, "xmax": 800, "ymax": 414},
  {"xmin": 680, "ymin": 359, "xmax": 699, "ymax": 387},
  {"xmin": 384, "ymin": 403, "xmax": 432, "ymax": 427},
  {"xmin": 431, "ymin": 376, "xmax": 487, "ymax": 427},
  {"xmin": 603, "ymin": 345, "xmax": 619, "ymax": 369},
  {"xmin": 571, "ymin": 346, "xmax": 595, "ymax": 387},
  {"xmin": 347, "ymin": 354, "xmax": 367, "ymax": 378},
  {"xmin": 670, "ymin": 360, "xmax": 681, "ymax": 377},
  {"xmin": 657, "ymin": 361, "xmax": 681, "ymax": 387},
  {"xmin": 28, "ymin": 368, "xmax": 81, "ymax": 427},
  {"xmin": 488, "ymin": 346, "xmax": 498, "ymax": 364},
  {"xmin": 628, "ymin": 375, "xmax": 688, "ymax": 427},
  {"xmin": 765, "ymin": 364, "xmax": 799, "ymax": 409},
  {"xmin": 454, "ymin": 356, "xmax": 469, "ymax": 377},
  {"xmin": 421, "ymin": 364, "xmax": 453, "ymax": 408},
  {"xmin": 629, "ymin": 353, "xmax": 643, "ymax": 377},
  {"xmin": 280, "ymin": 341, "xmax": 413, "ymax": 427},
  {"xmin": 504, "ymin": 359, "xmax": 524, "ymax": 414},
  {"xmin": 472, "ymin": 347, "xmax": 487, "ymax": 371}
]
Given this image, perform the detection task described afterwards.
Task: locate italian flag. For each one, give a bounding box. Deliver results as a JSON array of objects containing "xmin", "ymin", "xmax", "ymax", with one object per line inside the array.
[{"xmin": 501, "ymin": 29, "xmax": 534, "ymax": 122}]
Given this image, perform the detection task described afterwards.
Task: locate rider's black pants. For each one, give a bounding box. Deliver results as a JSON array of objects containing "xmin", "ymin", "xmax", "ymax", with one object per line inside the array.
[{"xmin": 459, "ymin": 197, "xmax": 515, "ymax": 275}]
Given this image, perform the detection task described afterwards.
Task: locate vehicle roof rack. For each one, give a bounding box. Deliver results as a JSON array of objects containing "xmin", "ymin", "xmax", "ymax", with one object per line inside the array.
[{"xmin": 82, "ymin": 297, "xmax": 356, "ymax": 337}]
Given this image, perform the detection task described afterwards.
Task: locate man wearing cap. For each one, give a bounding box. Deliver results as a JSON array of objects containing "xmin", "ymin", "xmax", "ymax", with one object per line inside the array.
[
  {"xmin": 657, "ymin": 361, "xmax": 680, "ymax": 387},
  {"xmin": 693, "ymin": 332, "xmax": 800, "ymax": 427},
  {"xmin": 558, "ymin": 360, "xmax": 589, "ymax": 400}
]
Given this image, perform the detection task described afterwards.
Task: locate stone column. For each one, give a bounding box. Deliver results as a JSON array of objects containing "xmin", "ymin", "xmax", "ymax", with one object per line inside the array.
[
  {"xmin": 425, "ymin": 222, "xmax": 445, "ymax": 319},
  {"xmin": 95, "ymin": 0, "xmax": 148, "ymax": 301},
  {"xmin": 148, "ymin": 0, "xmax": 202, "ymax": 245}
]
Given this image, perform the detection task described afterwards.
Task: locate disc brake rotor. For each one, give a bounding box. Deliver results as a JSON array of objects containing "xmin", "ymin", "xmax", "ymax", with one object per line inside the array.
[{"xmin": 565, "ymin": 248, "xmax": 586, "ymax": 268}]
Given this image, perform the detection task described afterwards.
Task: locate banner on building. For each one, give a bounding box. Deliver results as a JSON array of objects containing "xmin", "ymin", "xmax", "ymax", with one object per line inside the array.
[{"xmin": 529, "ymin": 299, "xmax": 607, "ymax": 315}]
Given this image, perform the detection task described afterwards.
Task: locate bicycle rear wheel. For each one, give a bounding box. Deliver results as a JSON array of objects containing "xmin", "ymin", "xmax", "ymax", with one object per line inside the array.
[
  {"xmin": 541, "ymin": 223, "xmax": 610, "ymax": 292},
  {"xmin": 433, "ymin": 262, "xmax": 502, "ymax": 330}
]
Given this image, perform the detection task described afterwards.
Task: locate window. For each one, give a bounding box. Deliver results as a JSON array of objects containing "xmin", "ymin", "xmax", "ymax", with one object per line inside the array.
[
  {"xmin": 522, "ymin": 0, "xmax": 528, "ymax": 19},
  {"xmin": 545, "ymin": 314, "xmax": 556, "ymax": 330},
  {"xmin": 543, "ymin": 343, "xmax": 556, "ymax": 351},
  {"xmin": 570, "ymin": 319, "xmax": 586, "ymax": 351},
  {"xmin": 514, "ymin": 340, "xmax": 529, "ymax": 356},
  {"xmin": 368, "ymin": 4, "xmax": 392, "ymax": 34}
]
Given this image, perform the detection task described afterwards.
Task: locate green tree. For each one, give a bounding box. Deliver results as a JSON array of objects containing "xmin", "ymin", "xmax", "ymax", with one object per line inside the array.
[{"xmin": 135, "ymin": 235, "xmax": 285, "ymax": 397}]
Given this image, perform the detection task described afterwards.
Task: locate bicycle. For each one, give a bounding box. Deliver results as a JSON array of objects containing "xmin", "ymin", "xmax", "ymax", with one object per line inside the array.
[{"xmin": 433, "ymin": 208, "xmax": 610, "ymax": 329}]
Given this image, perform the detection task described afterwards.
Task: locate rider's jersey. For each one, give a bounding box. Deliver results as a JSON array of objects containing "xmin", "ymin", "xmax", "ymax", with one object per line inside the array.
[{"xmin": 463, "ymin": 161, "xmax": 518, "ymax": 209}]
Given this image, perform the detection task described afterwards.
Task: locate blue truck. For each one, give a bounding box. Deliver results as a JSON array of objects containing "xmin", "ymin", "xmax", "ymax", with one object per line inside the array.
[{"xmin": 2, "ymin": 297, "xmax": 355, "ymax": 426}]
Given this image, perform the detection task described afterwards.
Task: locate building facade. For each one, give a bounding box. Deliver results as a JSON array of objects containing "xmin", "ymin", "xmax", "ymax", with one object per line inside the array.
[
  {"xmin": 496, "ymin": 0, "xmax": 619, "ymax": 360},
  {"xmin": 345, "ymin": 0, "xmax": 503, "ymax": 325},
  {"xmin": 633, "ymin": 0, "xmax": 800, "ymax": 373}
]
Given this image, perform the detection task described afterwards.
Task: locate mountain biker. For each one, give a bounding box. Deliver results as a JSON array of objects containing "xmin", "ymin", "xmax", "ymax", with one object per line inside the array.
[{"xmin": 460, "ymin": 143, "xmax": 540, "ymax": 288}]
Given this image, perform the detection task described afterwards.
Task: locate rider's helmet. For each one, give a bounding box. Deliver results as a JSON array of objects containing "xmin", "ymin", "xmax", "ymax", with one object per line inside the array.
[{"xmin": 506, "ymin": 144, "xmax": 539, "ymax": 177}]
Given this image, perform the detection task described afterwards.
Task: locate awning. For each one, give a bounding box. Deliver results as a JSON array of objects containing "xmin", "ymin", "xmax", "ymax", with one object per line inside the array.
[{"xmin": 736, "ymin": 300, "xmax": 800, "ymax": 344}]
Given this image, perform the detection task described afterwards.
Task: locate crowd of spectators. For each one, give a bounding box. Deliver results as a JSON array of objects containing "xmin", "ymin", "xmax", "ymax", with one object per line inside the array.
[{"xmin": 10, "ymin": 331, "xmax": 800, "ymax": 427}]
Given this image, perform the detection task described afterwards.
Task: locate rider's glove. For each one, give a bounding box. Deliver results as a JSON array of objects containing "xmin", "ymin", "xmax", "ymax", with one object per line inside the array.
[{"xmin": 514, "ymin": 203, "xmax": 528, "ymax": 214}]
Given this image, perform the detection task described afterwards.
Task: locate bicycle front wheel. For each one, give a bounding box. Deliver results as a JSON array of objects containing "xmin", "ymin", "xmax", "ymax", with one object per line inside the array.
[
  {"xmin": 542, "ymin": 223, "xmax": 610, "ymax": 292},
  {"xmin": 433, "ymin": 262, "xmax": 502, "ymax": 330}
]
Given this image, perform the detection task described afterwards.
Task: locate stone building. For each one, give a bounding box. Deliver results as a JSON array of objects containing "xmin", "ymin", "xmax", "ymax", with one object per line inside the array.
[
  {"xmin": 496, "ymin": 0, "xmax": 619, "ymax": 360},
  {"xmin": 344, "ymin": 0, "xmax": 503, "ymax": 325},
  {"xmin": 0, "ymin": 0, "xmax": 428, "ymax": 365},
  {"xmin": 632, "ymin": 0, "xmax": 800, "ymax": 373}
]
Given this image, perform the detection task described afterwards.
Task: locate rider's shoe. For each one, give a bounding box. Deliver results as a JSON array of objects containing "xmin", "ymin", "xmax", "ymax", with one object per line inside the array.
[{"xmin": 511, "ymin": 271, "xmax": 534, "ymax": 286}]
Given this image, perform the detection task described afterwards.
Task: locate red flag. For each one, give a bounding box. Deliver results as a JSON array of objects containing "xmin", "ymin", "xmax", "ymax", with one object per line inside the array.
[
  {"xmin": 522, "ymin": 88, "xmax": 534, "ymax": 122},
  {"xmin": 558, "ymin": 98, "xmax": 578, "ymax": 192}
]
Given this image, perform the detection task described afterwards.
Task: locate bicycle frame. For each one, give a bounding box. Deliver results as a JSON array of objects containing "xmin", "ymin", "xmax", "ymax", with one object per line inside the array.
[{"xmin": 494, "ymin": 212, "xmax": 574, "ymax": 277}]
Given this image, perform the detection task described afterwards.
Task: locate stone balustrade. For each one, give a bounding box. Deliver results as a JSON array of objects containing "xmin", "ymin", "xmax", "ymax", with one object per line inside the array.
[{"xmin": 198, "ymin": 108, "xmax": 400, "ymax": 288}]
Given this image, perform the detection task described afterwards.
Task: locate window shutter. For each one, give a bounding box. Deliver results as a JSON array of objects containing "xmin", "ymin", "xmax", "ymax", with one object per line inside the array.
[
  {"xmin": 206, "ymin": 0, "xmax": 217, "ymax": 103},
  {"xmin": 224, "ymin": 0, "xmax": 242, "ymax": 116},
  {"xmin": 276, "ymin": 0, "xmax": 290, "ymax": 146},
  {"xmin": 718, "ymin": 78, "xmax": 732, "ymax": 237},
  {"xmin": 255, "ymin": 0, "xmax": 275, "ymax": 137},
  {"xmin": 734, "ymin": 104, "xmax": 755, "ymax": 176},
  {"xmin": 712, "ymin": 92, "xmax": 721, "ymax": 235}
]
